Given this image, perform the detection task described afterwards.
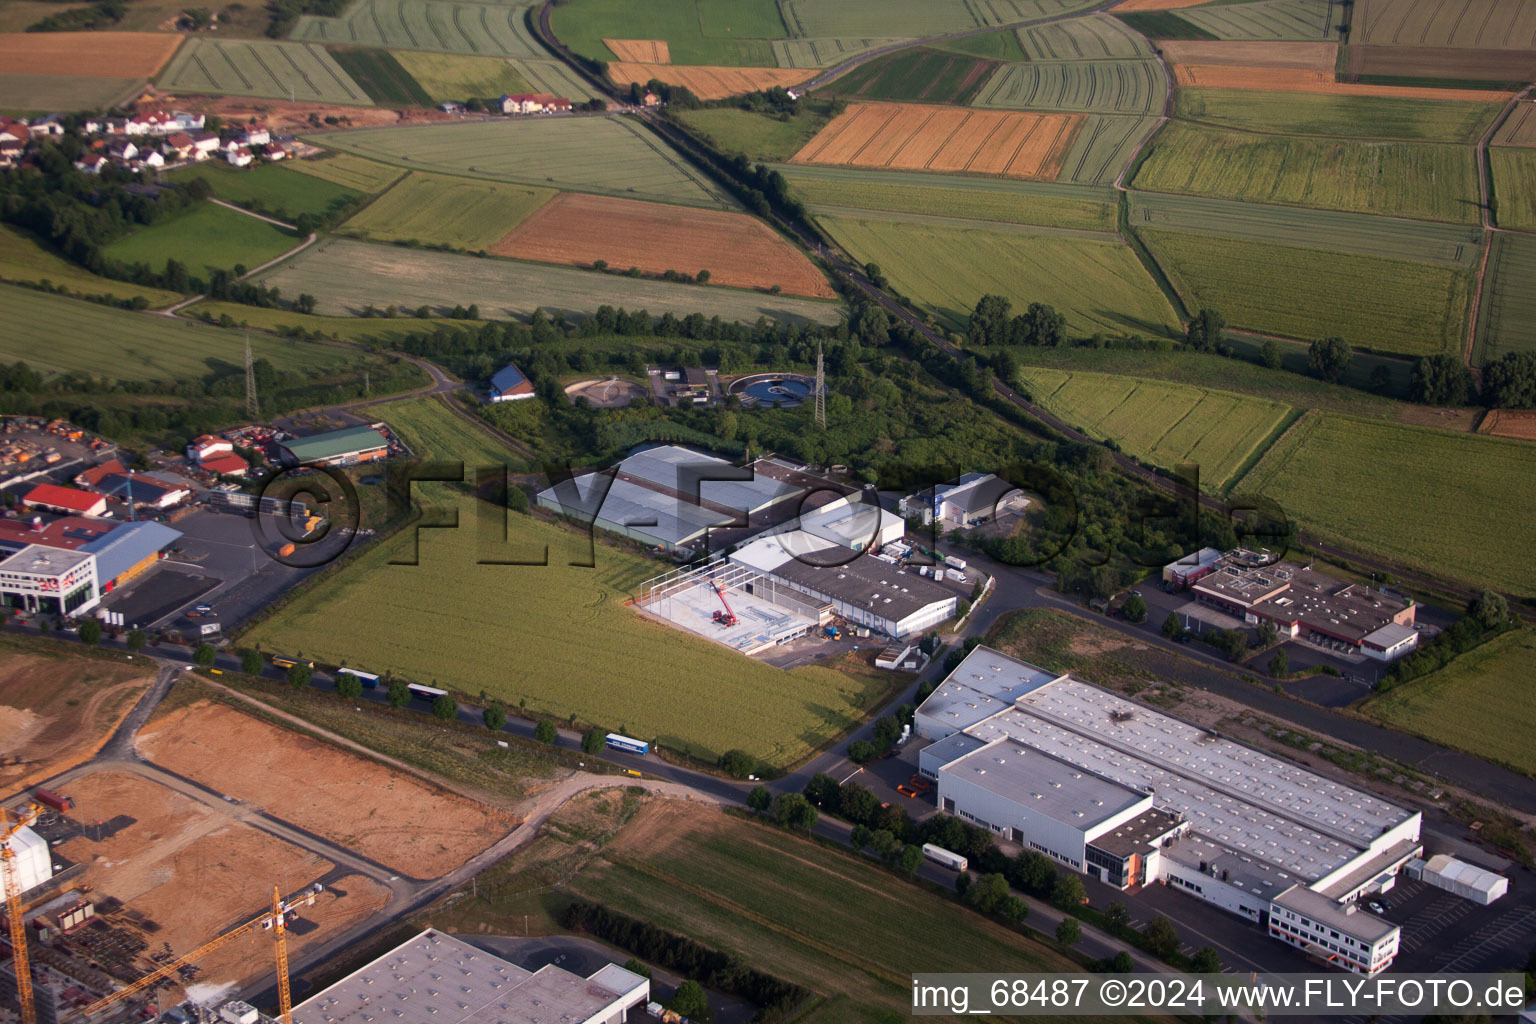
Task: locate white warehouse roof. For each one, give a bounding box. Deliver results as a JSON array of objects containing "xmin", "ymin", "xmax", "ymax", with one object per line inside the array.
[{"xmin": 1422, "ymin": 854, "xmax": 1509, "ymax": 899}]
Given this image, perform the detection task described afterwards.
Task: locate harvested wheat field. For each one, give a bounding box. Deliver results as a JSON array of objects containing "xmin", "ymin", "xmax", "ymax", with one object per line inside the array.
[
  {"xmin": 1173, "ymin": 64, "xmax": 1512, "ymax": 100},
  {"xmin": 791, "ymin": 101, "xmax": 1083, "ymax": 180},
  {"xmin": 1480, "ymin": 409, "xmax": 1536, "ymax": 441},
  {"xmin": 0, "ymin": 652, "xmax": 150, "ymax": 793},
  {"xmin": 604, "ymin": 38, "xmax": 670, "ymax": 63},
  {"xmin": 607, "ymin": 62, "xmax": 812, "ymax": 100},
  {"xmin": 492, "ymin": 192, "xmax": 837, "ymax": 298},
  {"xmin": 1112, "ymin": 0, "xmax": 1210, "ymax": 9},
  {"xmin": 137, "ymin": 700, "xmax": 512, "ymax": 877},
  {"xmin": 1160, "ymin": 40, "xmax": 1338, "ymax": 70},
  {"xmin": 2, "ymin": 32, "xmax": 183, "ymax": 77},
  {"xmin": 1495, "ymin": 102, "xmax": 1536, "ymax": 147}
]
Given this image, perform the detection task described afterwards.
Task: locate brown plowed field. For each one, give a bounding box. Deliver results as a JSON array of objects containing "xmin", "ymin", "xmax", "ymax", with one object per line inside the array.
[
  {"xmin": 1161, "ymin": 40, "xmax": 1339, "ymax": 70},
  {"xmin": 1346, "ymin": 45, "xmax": 1536, "ymax": 82},
  {"xmin": 604, "ymin": 38, "xmax": 670, "ymax": 63},
  {"xmin": 607, "ymin": 62, "xmax": 813, "ymax": 100},
  {"xmin": 137, "ymin": 700, "xmax": 511, "ymax": 877},
  {"xmin": 0, "ymin": 652, "xmax": 150, "ymax": 793},
  {"xmin": 490, "ymin": 192, "xmax": 837, "ymax": 299},
  {"xmin": 791, "ymin": 101, "xmax": 1082, "ymax": 181},
  {"xmin": 1480, "ymin": 409, "xmax": 1536, "ymax": 440},
  {"xmin": 2, "ymin": 32, "xmax": 182, "ymax": 77},
  {"xmin": 1493, "ymin": 102, "xmax": 1536, "ymax": 147},
  {"xmin": 1173, "ymin": 63, "xmax": 1512, "ymax": 100}
]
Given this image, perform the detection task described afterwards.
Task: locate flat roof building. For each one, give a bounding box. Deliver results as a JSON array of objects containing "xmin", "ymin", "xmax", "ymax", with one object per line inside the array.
[
  {"xmin": 0, "ymin": 544, "xmax": 98, "ymax": 616},
  {"xmin": 81, "ymin": 520, "xmax": 179, "ymax": 592},
  {"xmin": 1163, "ymin": 547, "xmax": 1222, "ymax": 588},
  {"xmin": 280, "ymin": 425, "xmax": 389, "ymax": 468},
  {"xmin": 899, "ymin": 473, "xmax": 1030, "ymax": 529},
  {"xmin": 0, "ymin": 516, "xmax": 114, "ymax": 556}
]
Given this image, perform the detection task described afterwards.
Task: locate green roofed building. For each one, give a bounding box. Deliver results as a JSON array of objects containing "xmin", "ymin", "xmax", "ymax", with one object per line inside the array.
[{"xmin": 279, "ymin": 425, "xmax": 390, "ymax": 467}]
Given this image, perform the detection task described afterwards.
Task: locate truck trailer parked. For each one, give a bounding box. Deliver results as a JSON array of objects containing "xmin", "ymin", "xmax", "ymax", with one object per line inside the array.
[
  {"xmin": 922, "ymin": 843, "xmax": 967, "ymax": 872},
  {"xmin": 336, "ymin": 668, "xmax": 380, "ymax": 689}
]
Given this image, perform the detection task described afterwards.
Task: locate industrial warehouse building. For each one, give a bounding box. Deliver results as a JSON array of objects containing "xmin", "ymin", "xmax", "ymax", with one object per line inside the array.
[
  {"xmin": 279, "ymin": 425, "xmax": 389, "ymax": 468},
  {"xmin": 916, "ymin": 646, "xmax": 1422, "ymax": 973},
  {"xmin": 898, "ymin": 473, "xmax": 1030, "ymax": 528},
  {"xmin": 291, "ymin": 929, "xmax": 649, "ymax": 1024},
  {"xmin": 0, "ymin": 520, "xmax": 180, "ymax": 614}
]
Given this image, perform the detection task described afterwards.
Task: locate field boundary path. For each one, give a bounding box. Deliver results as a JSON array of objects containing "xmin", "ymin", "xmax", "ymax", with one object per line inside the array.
[{"xmin": 1463, "ymin": 84, "xmax": 1535, "ymax": 374}]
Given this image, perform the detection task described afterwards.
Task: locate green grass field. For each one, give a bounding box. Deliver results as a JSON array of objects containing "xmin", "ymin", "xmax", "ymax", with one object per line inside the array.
[
  {"xmin": 338, "ymin": 172, "xmax": 553, "ymax": 249},
  {"xmin": 308, "ymin": 117, "xmax": 738, "ymax": 209},
  {"xmin": 1127, "ymin": 191, "xmax": 1483, "ymax": 266},
  {"xmin": 246, "ymin": 496, "xmax": 893, "ymax": 766},
  {"xmin": 1362, "ymin": 630, "xmax": 1536, "ymax": 777},
  {"xmin": 328, "ymin": 47, "xmax": 433, "ymax": 105},
  {"xmin": 1473, "ymin": 231, "xmax": 1536, "ymax": 365},
  {"xmin": 553, "ymin": 0, "xmax": 785, "ymax": 66},
  {"xmin": 390, "ymin": 51, "xmax": 530, "ymax": 101},
  {"xmin": 292, "ymin": 0, "xmax": 545, "ymax": 58},
  {"xmin": 164, "ymin": 162, "xmax": 362, "ymax": 221},
  {"xmin": 0, "ymin": 283, "xmax": 395, "ymax": 383},
  {"xmin": 287, "ymin": 153, "xmax": 405, "ymax": 193},
  {"xmin": 1133, "ymin": 121, "xmax": 1481, "ymax": 222},
  {"xmin": 1018, "ymin": 14, "xmax": 1154, "ymax": 59},
  {"xmin": 156, "ymin": 38, "xmax": 373, "ymax": 104},
  {"xmin": 1018, "ymin": 367, "xmax": 1291, "ymax": 489},
  {"xmin": 973, "ymin": 59, "xmax": 1163, "ymax": 114},
  {"xmin": 675, "ymin": 107, "xmax": 832, "ymax": 162},
  {"xmin": 1492, "ymin": 147, "xmax": 1536, "ymax": 231},
  {"xmin": 819, "ymin": 213, "xmax": 1180, "ymax": 337},
  {"xmin": 1141, "ymin": 229, "xmax": 1471, "ymax": 356},
  {"xmin": 1239, "ymin": 411, "xmax": 1536, "ymax": 595},
  {"xmin": 0, "ymin": 226, "xmax": 182, "ymax": 307},
  {"xmin": 101, "ymin": 202, "xmax": 297, "ymax": 278},
  {"xmin": 1175, "ymin": 0, "xmax": 1340, "ymax": 40},
  {"xmin": 770, "ymin": 37, "xmax": 907, "ymax": 68},
  {"xmin": 823, "ymin": 48, "xmax": 997, "ymax": 104},
  {"xmin": 257, "ymin": 237, "xmax": 845, "ymax": 325},
  {"xmin": 783, "ymin": 166, "xmax": 1117, "ymax": 230},
  {"xmin": 377, "ymin": 395, "xmax": 518, "ymax": 482},
  {"xmin": 1056, "ymin": 113, "xmax": 1160, "ymax": 184},
  {"xmin": 933, "ymin": 27, "xmax": 1027, "ymax": 61},
  {"xmin": 180, "ymin": 300, "xmax": 490, "ymax": 341},
  {"xmin": 1113, "ymin": 11, "xmax": 1217, "ymax": 40},
  {"xmin": 0, "ymin": 74, "xmax": 143, "ymax": 114},
  {"xmin": 1174, "ymin": 89, "xmax": 1502, "ymax": 143}
]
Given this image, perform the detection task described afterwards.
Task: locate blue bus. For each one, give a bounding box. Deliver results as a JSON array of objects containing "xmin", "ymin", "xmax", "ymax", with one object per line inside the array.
[{"xmin": 606, "ymin": 733, "xmax": 649, "ymax": 755}]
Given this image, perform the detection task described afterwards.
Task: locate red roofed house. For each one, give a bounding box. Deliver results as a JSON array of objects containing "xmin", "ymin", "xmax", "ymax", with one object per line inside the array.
[
  {"xmin": 76, "ymin": 459, "xmax": 126, "ymax": 489},
  {"xmin": 23, "ymin": 483, "xmax": 107, "ymax": 518},
  {"xmin": 0, "ymin": 516, "xmax": 114, "ymax": 556},
  {"xmin": 165, "ymin": 132, "xmax": 195, "ymax": 160},
  {"xmin": 186, "ymin": 434, "xmax": 233, "ymax": 463},
  {"xmin": 200, "ymin": 453, "xmax": 249, "ymax": 477},
  {"xmin": 226, "ymin": 145, "xmax": 253, "ymax": 168}
]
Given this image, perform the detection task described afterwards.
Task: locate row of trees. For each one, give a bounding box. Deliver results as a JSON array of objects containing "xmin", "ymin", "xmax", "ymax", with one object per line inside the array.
[{"xmin": 969, "ymin": 295, "xmax": 1069, "ymax": 348}]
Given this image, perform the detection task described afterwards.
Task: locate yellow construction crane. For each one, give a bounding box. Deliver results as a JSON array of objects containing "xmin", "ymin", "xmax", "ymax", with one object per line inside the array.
[
  {"xmin": 2, "ymin": 801, "xmax": 44, "ymax": 1024},
  {"xmin": 80, "ymin": 883, "xmax": 321, "ymax": 1023}
]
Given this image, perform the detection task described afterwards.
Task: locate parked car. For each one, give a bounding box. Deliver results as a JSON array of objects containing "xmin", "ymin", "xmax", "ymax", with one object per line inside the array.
[{"xmin": 1367, "ymin": 900, "xmax": 1386, "ymax": 914}]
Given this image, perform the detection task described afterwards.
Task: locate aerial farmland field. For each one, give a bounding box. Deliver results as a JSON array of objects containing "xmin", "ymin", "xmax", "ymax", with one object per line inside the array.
[
  {"xmin": 552, "ymin": 0, "xmax": 784, "ymax": 65},
  {"xmin": 1017, "ymin": 367, "xmax": 1292, "ymax": 490},
  {"xmin": 287, "ymin": 153, "xmax": 404, "ymax": 193},
  {"xmin": 292, "ymin": 0, "xmax": 545, "ymax": 58},
  {"xmin": 972, "ymin": 59, "xmax": 1164, "ymax": 114},
  {"xmin": 256, "ymin": 237, "xmax": 846, "ymax": 324},
  {"xmin": 1493, "ymin": 102, "xmax": 1536, "ymax": 147},
  {"xmin": 101, "ymin": 203, "xmax": 298, "ymax": 278},
  {"xmin": 823, "ymin": 48, "xmax": 999, "ymax": 104},
  {"xmin": 1491, "ymin": 147, "xmax": 1536, "ymax": 230},
  {"xmin": 490, "ymin": 193, "xmax": 837, "ymax": 298},
  {"xmin": 307, "ymin": 117, "xmax": 738, "ymax": 209},
  {"xmin": 1132, "ymin": 121, "xmax": 1481, "ymax": 222},
  {"xmin": 0, "ymin": 74, "xmax": 144, "ymax": 113},
  {"xmin": 1159, "ymin": 40, "xmax": 1337, "ymax": 69},
  {"xmin": 606, "ymin": 63, "xmax": 813, "ymax": 100},
  {"xmin": 338, "ymin": 172, "xmax": 554, "ymax": 249},
  {"xmin": 389, "ymin": 52, "xmax": 591, "ymax": 102},
  {"xmin": 1016, "ymin": 14, "xmax": 1154, "ymax": 59},
  {"xmin": 770, "ymin": 37, "xmax": 907, "ymax": 68},
  {"xmin": 327, "ymin": 47, "xmax": 432, "ymax": 105},
  {"xmin": 1353, "ymin": 0, "xmax": 1536, "ymax": 49},
  {"xmin": 1173, "ymin": 0, "xmax": 1340, "ymax": 40},
  {"xmin": 157, "ymin": 38, "xmax": 373, "ymax": 104},
  {"xmin": 676, "ymin": 107, "xmax": 832, "ymax": 161},
  {"xmin": 0, "ymin": 226, "xmax": 181, "ymax": 308},
  {"xmin": 2, "ymin": 30, "xmax": 182, "ymax": 77},
  {"xmin": 1472, "ymin": 232, "xmax": 1536, "ymax": 364},
  {"xmin": 782, "ymin": 165, "xmax": 1118, "ymax": 230},
  {"xmin": 1345, "ymin": 45, "xmax": 1536, "ymax": 85},
  {"xmin": 818, "ymin": 213, "xmax": 1181, "ymax": 337},
  {"xmin": 1140, "ymin": 228, "xmax": 1471, "ymax": 356},
  {"xmin": 1055, "ymin": 113, "xmax": 1161, "ymax": 183},
  {"xmin": 780, "ymin": 0, "xmax": 1100, "ymax": 38},
  {"xmin": 1238, "ymin": 411, "xmax": 1536, "ymax": 595},
  {"xmin": 1172, "ymin": 88, "xmax": 1504, "ymax": 141},
  {"xmin": 164, "ymin": 162, "xmax": 362, "ymax": 221}
]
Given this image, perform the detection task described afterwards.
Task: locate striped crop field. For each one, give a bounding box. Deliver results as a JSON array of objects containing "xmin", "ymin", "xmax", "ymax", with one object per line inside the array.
[
  {"xmin": 770, "ymin": 37, "xmax": 906, "ymax": 68},
  {"xmin": 1171, "ymin": 65, "xmax": 1511, "ymax": 103},
  {"xmin": 1017, "ymin": 367, "xmax": 1292, "ymax": 490},
  {"xmin": 1173, "ymin": 0, "xmax": 1341, "ymax": 40},
  {"xmin": 779, "ymin": 0, "xmax": 1100, "ymax": 39},
  {"xmin": 1473, "ymin": 232, "xmax": 1536, "ymax": 365},
  {"xmin": 1140, "ymin": 228, "xmax": 1471, "ymax": 356},
  {"xmin": 1016, "ymin": 15, "xmax": 1154, "ymax": 59},
  {"xmin": 1240, "ymin": 411, "xmax": 1536, "ymax": 595},
  {"xmin": 1055, "ymin": 113, "xmax": 1160, "ymax": 183},
  {"xmin": 388, "ymin": 51, "xmax": 534, "ymax": 102},
  {"xmin": 1132, "ymin": 121, "xmax": 1481, "ymax": 222},
  {"xmin": 824, "ymin": 48, "xmax": 999, "ymax": 105},
  {"xmin": 328, "ymin": 47, "xmax": 432, "ymax": 105},
  {"xmin": 287, "ymin": 153, "xmax": 404, "ymax": 193},
  {"xmin": 1492, "ymin": 102, "xmax": 1536, "ymax": 147},
  {"xmin": 1173, "ymin": 88, "xmax": 1505, "ymax": 142},
  {"xmin": 972, "ymin": 60, "xmax": 1164, "ymax": 114},
  {"xmin": 817, "ymin": 213, "xmax": 1181, "ymax": 337},
  {"xmin": 1353, "ymin": 0, "xmax": 1536, "ymax": 48},
  {"xmin": 1159, "ymin": 40, "xmax": 1338, "ymax": 69},
  {"xmin": 292, "ymin": 0, "xmax": 545, "ymax": 58},
  {"xmin": 553, "ymin": 0, "xmax": 784, "ymax": 66},
  {"xmin": 781, "ymin": 165, "xmax": 1118, "ymax": 230},
  {"xmin": 256, "ymin": 237, "xmax": 845, "ymax": 325},
  {"xmin": 338, "ymin": 172, "xmax": 554, "ymax": 249},
  {"xmin": 307, "ymin": 117, "xmax": 738, "ymax": 210},
  {"xmin": 1127, "ymin": 191, "xmax": 1483, "ymax": 266},
  {"xmin": 1491, "ymin": 147, "xmax": 1536, "ymax": 230},
  {"xmin": 157, "ymin": 38, "xmax": 372, "ymax": 104}
]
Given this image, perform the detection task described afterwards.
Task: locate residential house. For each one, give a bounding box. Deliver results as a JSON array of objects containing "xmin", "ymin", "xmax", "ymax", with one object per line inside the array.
[
  {"xmin": 236, "ymin": 125, "xmax": 270, "ymax": 147},
  {"xmin": 164, "ymin": 132, "xmax": 195, "ymax": 160},
  {"xmin": 105, "ymin": 138, "xmax": 138, "ymax": 162},
  {"xmin": 30, "ymin": 114, "xmax": 65, "ymax": 136},
  {"xmin": 263, "ymin": 143, "xmax": 288, "ymax": 161},
  {"xmin": 187, "ymin": 129, "xmax": 221, "ymax": 159},
  {"xmin": 226, "ymin": 144, "xmax": 254, "ymax": 167},
  {"xmin": 74, "ymin": 154, "xmax": 107, "ymax": 175}
]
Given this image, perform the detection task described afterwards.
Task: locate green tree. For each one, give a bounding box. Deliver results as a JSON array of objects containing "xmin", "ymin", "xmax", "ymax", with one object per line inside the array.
[
  {"xmin": 287, "ymin": 662, "xmax": 313, "ymax": 689},
  {"xmin": 771, "ymin": 792, "xmax": 817, "ymax": 831},
  {"xmin": 387, "ymin": 680, "xmax": 410, "ymax": 708},
  {"xmin": 848, "ymin": 739, "xmax": 878, "ymax": 763},
  {"xmin": 1052, "ymin": 874, "xmax": 1086, "ymax": 909},
  {"xmin": 899, "ymin": 843, "xmax": 923, "ymax": 876},
  {"xmin": 850, "ymin": 824, "xmax": 871, "ymax": 849},
  {"xmin": 1411, "ymin": 353, "xmax": 1474, "ymax": 406},
  {"xmin": 747, "ymin": 785, "xmax": 771, "ymax": 813},
  {"xmin": 718, "ymin": 749, "xmax": 756, "ymax": 778},
  {"xmin": 1469, "ymin": 589, "xmax": 1510, "ymax": 630},
  {"xmin": 1307, "ymin": 336, "xmax": 1353, "ymax": 383},
  {"xmin": 1269, "ymin": 648, "xmax": 1289, "ymax": 677},
  {"xmin": 1161, "ymin": 612, "xmax": 1182, "ymax": 639},
  {"xmin": 1000, "ymin": 895, "xmax": 1028, "ymax": 923},
  {"xmin": 535, "ymin": 719, "xmax": 558, "ymax": 743},
  {"xmin": 1110, "ymin": 951, "xmax": 1134, "ymax": 973},
  {"xmin": 623, "ymin": 958, "xmax": 651, "ymax": 980},
  {"xmin": 1123, "ymin": 594, "xmax": 1147, "ymax": 623},
  {"xmin": 1260, "ymin": 338, "xmax": 1282, "ymax": 370},
  {"xmin": 969, "ymin": 294, "xmax": 1012, "ymax": 347},
  {"xmin": 1105, "ymin": 901, "xmax": 1130, "ymax": 930},
  {"xmin": 668, "ymin": 980, "xmax": 711, "ymax": 1022},
  {"xmin": 696, "ymin": 269, "xmax": 711, "ymax": 284},
  {"xmin": 1191, "ymin": 946, "xmax": 1222, "ymax": 973},
  {"xmin": 581, "ymin": 726, "xmax": 605, "ymax": 754},
  {"xmin": 1142, "ymin": 915, "xmax": 1180, "ymax": 959},
  {"xmin": 965, "ymin": 873, "xmax": 1011, "ymax": 914},
  {"xmin": 483, "ymin": 704, "xmax": 506, "ymax": 730},
  {"xmin": 1186, "ymin": 308, "xmax": 1225, "ymax": 352},
  {"xmin": 193, "ymin": 643, "xmax": 216, "ymax": 667},
  {"xmin": 126, "ymin": 628, "xmax": 146, "ymax": 652},
  {"xmin": 335, "ymin": 673, "xmax": 363, "ymax": 699},
  {"xmin": 1056, "ymin": 917, "xmax": 1082, "ymax": 947},
  {"xmin": 78, "ymin": 619, "xmax": 102, "ymax": 645},
  {"xmin": 241, "ymin": 648, "xmax": 263, "ymax": 674},
  {"xmin": 432, "ymin": 693, "xmax": 457, "ymax": 721},
  {"xmin": 1484, "ymin": 351, "xmax": 1536, "ymax": 408}
]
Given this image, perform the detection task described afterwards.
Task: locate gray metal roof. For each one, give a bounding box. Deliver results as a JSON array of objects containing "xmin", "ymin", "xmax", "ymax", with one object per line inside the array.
[
  {"xmin": 81, "ymin": 521, "xmax": 180, "ymax": 583},
  {"xmin": 0, "ymin": 544, "xmax": 91, "ymax": 577},
  {"xmin": 915, "ymin": 646, "xmax": 1062, "ymax": 736},
  {"xmin": 538, "ymin": 473, "xmax": 732, "ymax": 548},
  {"xmin": 942, "ymin": 738, "xmax": 1147, "ymax": 831},
  {"xmin": 622, "ymin": 445, "xmax": 799, "ymax": 513}
]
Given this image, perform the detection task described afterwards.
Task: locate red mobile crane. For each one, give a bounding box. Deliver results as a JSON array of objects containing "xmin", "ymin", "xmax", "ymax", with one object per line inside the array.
[{"xmin": 709, "ymin": 579, "xmax": 738, "ymax": 627}]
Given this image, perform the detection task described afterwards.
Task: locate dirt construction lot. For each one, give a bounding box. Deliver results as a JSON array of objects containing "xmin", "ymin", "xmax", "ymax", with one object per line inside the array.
[
  {"xmin": 792, "ymin": 101, "xmax": 1083, "ymax": 180},
  {"xmin": 1, "ymin": 32, "xmax": 182, "ymax": 77},
  {"xmin": 607, "ymin": 63, "xmax": 813, "ymax": 100},
  {"xmin": 492, "ymin": 192, "xmax": 838, "ymax": 298},
  {"xmin": 56, "ymin": 769, "xmax": 389, "ymax": 996},
  {"xmin": 0, "ymin": 652, "xmax": 151, "ymax": 794},
  {"xmin": 1172, "ymin": 64, "xmax": 1512, "ymax": 100},
  {"xmin": 137, "ymin": 701, "xmax": 512, "ymax": 877}
]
